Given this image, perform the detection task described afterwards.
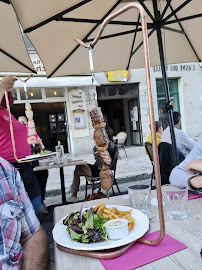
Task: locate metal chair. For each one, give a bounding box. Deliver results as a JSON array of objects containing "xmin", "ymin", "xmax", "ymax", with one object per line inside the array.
[
  {"xmin": 145, "ymin": 142, "xmax": 155, "ymax": 188},
  {"xmin": 116, "ymin": 131, "xmax": 127, "ymax": 157},
  {"xmin": 85, "ymin": 146, "xmax": 120, "ymax": 198}
]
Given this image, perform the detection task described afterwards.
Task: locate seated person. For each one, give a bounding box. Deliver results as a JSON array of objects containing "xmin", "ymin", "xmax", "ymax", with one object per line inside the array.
[
  {"xmin": 160, "ymin": 111, "xmax": 195, "ymax": 157},
  {"xmin": 170, "ymin": 136, "xmax": 202, "ymax": 191},
  {"xmin": 145, "ymin": 121, "xmax": 162, "ymax": 153},
  {"xmin": 66, "ymin": 126, "xmax": 115, "ymax": 203},
  {"xmin": 0, "ymin": 76, "xmax": 41, "ymax": 214},
  {"xmin": 18, "ymin": 116, "xmax": 49, "ymax": 214},
  {"xmin": 0, "ymin": 157, "xmax": 48, "ymax": 269}
]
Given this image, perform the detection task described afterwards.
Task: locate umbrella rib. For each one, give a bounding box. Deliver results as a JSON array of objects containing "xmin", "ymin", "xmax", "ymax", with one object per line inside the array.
[
  {"xmin": 0, "ymin": 0, "xmax": 10, "ymax": 4},
  {"xmin": 0, "ymin": 48, "xmax": 36, "ymax": 73},
  {"xmin": 168, "ymin": 3, "xmax": 201, "ymax": 62},
  {"xmin": 131, "ymin": 29, "xmax": 156, "ymax": 58},
  {"xmin": 86, "ymin": 27, "xmax": 148, "ymax": 42},
  {"xmin": 58, "ymin": 17, "xmax": 143, "ymax": 27},
  {"xmin": 126, "ymin": 14, "xmax": 141, "ymax": 70},
  {"xmin": 138, "ymin": 0, "xmax": 155, "ymax": 22},
  {"xmin": 164, "ymin": 13, "xmax": 202, "ymax": 26},
  {"xmin": 24, "ymin": 0, "xmax": 92, "ymax": 33},
  {"xmin": 48, "ymin": 0, "xmax": 122, "ymax": 78},
  {"xmin": 162, "ymin": 26, "xmax": 184, "ymax": 34},
  {"xmin": 162, "ymin": 0, "xmax": 191, "ymax": 23},
  {"xmin": 159, "ymin": 0, "xmax": 172, "ymax": 21}
]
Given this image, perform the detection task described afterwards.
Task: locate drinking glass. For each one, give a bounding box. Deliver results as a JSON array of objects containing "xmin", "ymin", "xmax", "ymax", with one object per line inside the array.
[
  {"xmin": 162, "ymin": 185, "xmax": 188, "ymax": 220},
  {"xmin": 128, "ymin": 184, "xmax": 151, "ymax": 217}
]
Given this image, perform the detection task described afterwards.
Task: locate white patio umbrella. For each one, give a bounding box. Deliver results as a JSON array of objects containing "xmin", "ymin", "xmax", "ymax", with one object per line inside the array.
[
  {"xmin": 9, "ymin": 0, "xmax": 201, "ymax": 78},
  {"xmin": 10, "ymin": 0, "xmax": 202, "ymax": 163},
  {"xmin": 0, "ymin": 1, "xmax": 35, "ymax": 73}
]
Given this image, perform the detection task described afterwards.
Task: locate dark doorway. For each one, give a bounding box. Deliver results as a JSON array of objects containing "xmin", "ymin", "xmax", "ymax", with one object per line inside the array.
[{"xmin": 98, "ymin": 99, "xmax": 125, "ymax": 136}]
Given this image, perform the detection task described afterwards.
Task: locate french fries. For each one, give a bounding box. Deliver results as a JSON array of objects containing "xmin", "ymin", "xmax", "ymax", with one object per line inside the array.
[{"xmin": 94, "ymin": 203, "xmax": 135, "ymax": 231}]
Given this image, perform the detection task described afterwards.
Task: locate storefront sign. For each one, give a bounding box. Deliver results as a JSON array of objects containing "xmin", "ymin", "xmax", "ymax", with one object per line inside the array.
[
  {"xmin": 30, "ymin": 53, "xmax": 46, "ymax": 75},
  {"xmin": 106, "ymin": 70, "xmax": 130, "ymax": 82},
  {"xmin": 69, "ymin": 89, "xmax": 89, "ymax": 136},
  {"xmin": 153, "ymin": 64, "xmax": 196, "ymax": 72},
  {"xmin": 32, "ymin": 59, "xmax": 45, "ymax": 73},
  {"xmin": 69, "ymin": 89, "xmax": 86, "ymax": 111}
]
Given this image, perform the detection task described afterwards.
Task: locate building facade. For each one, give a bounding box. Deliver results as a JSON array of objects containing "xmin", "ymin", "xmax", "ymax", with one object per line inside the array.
[{"xmin": 2, "ymin": 51, "xmax": 202, "ymax": 154}]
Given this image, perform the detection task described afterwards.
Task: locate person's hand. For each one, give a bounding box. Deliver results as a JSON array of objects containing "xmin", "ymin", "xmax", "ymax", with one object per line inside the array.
[
  {"xmin": 0, "ymin": 76, "xmax": 16, "ymax": 92},
  {"xmin": 186, "ymin": 159, "xmax": 202, "ymax": 174},
  {"xmin": 190, "ymin": 175, "xmax": 202, "ymax": 189}
]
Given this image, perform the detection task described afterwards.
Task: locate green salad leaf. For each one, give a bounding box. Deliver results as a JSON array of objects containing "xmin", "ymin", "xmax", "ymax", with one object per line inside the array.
[
  {"xmin": 63, "ymin": 207, "xmax": 108, "ymax": 244},
  {"xmin": 69, "ymin": 228, "xmax": 82, "ymax": 241},
  {"xmin": 39, "ymin": 150, "xmax": 52, "ymax": 155}
]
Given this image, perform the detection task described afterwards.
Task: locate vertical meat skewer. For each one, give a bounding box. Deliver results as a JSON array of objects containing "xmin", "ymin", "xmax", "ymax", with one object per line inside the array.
[{"xmin": 90, "ymin": 107, "xmax": 113, "ymax": 197}]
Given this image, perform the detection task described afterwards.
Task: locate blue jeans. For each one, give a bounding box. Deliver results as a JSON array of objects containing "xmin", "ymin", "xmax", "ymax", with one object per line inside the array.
[{"xmin": 31, "ymin": 195, "xmax": 41, "ymax": 215}]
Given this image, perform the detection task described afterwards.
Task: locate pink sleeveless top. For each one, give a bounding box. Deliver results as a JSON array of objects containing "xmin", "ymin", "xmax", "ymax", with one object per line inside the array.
[{"xmin": 0, "ymin": 108, "xmax": 31, "ymax": 162}]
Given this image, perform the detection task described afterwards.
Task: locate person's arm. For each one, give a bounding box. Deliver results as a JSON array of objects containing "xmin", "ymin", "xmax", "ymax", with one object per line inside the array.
[
  {"xmin": 39, "ymin": 140, "xmax": 45, "ymax": 150},
  {"xmin": 0, "ymin": 76, "xmax": 16, "ymax": 103},
  {"xmin": 14, "ymin": 168, "xmax": 48, "ymax": 269},
  {"xmin": 169, "ymin": 164, "xmax": 197, "ymax": 190},
  {"xmin": 189, "ymin": 175, "xmax": 202, "ymax": 189},
  {"xmin": 21, "ymin": 226, "xmax": 48, "ymax": 270},
  {"xmin": 169, "ymin": 138, "xmax": 202, "ymax": 189},
  {"xmin": 180, "ymin": 130, "xmax": 196, "ymax": 152},
  {"xmin": 186, "ymin": 159, "xmax": 202, "ymax": 174}
]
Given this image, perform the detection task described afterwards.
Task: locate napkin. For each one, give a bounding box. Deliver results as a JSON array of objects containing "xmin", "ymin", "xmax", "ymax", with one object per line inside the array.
[
  {"xmin": 188, "ymin": 192, "xmax": 202, "ymax": 200},
  {"xmin": 100, "ymin": 231, "xmax": 186, "ymax": 270}
]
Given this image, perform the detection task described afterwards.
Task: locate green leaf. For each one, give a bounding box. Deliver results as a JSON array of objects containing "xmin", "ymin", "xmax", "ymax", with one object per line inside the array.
[
  {"xmin": 67, "ymin": 219, "xmax": 73, "ymax": 224},
  {"xmin": 99, "ymin": 226, "xmax": 108, "ymax": 242},
  {"xmin": 83, "ymin": 208, "xmax": 91, "ymax": 219},
  {"xmin": 93, "ymin": 212, "xmax": 105, "ymax": 228},
  {"xmin": 82, "ymin": 234, "xmax": 89, "ymax": 244},
  {"xmin": 68, "ymin": 228, "xmax": 82, "ymax": 241},
  {"xmin": 83, "ymin": 215, "xmax": 94, "ymax": 232}
]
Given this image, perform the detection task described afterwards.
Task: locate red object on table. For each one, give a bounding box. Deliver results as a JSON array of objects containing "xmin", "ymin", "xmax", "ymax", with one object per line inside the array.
[{"xmin": 188, "ymin": 193, "xmax": 202, "ymax": 200}]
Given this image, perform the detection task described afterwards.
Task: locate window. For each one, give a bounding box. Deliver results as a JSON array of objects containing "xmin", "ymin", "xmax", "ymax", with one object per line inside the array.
[
  {"xmin": 20, "ymin": 88, "xmax": 42, "ymax": 100},
  {"xmin": 156, "ymin": 79, "xmax": 180, "ymax": 129},
  {"xmin": 45, "ymin": 88, "xmax": 64, "ymax": 98}
]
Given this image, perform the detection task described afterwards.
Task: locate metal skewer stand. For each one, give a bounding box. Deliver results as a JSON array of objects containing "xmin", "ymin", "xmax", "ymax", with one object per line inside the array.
[{"xmin": 74, "ymin": 2, "xmax": 165, "ymax": 246}]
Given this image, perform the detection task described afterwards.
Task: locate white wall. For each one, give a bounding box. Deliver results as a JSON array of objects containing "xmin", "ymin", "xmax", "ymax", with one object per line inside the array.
[
  {"xmin": 70, "ymin": 86, "xmax": 96, "ymax": 155},
  {"xmin": 95, "ymin": 62, "xmax": 202, "ymax": 143},
  {"xmin": 151, "ymin": 62, "xmax": 202, "ymax": 141}
]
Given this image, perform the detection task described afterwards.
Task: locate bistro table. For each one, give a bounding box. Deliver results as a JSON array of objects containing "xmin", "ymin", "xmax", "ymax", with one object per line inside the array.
[
  {"xmin": 33, "ymin": 158, "xmax": 87, "ymax": 204},
  {"xmin": 54, "ymin": 191, "xmax": 201, "ymax": 269}
]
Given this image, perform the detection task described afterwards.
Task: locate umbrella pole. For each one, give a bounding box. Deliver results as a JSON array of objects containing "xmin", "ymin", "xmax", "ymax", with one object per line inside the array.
[
  {"xmin": 152, "ymin": 0, "xmax": 179, "ymax": 166},
  {"xmin": 75, "ymin": 2, "xmax": 165, "ymax": 246}
]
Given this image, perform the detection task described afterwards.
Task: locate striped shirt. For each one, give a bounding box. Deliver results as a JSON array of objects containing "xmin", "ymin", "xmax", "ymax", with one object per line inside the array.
[{"xmin": 0, "ymin": 157, "xmax": 40, "ymax": 269}]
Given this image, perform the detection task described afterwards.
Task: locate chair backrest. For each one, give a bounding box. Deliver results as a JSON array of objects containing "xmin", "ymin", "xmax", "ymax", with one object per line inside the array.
[
  {"xmin": 145, "ymin": 142, "xmax": 153, "ymax": 163},
  {"xmin": 158, "ymin": 142, "xmax": 185, "ymax": 185},
  {"xmin": 117, "ymin": 132, "xmax": 127, "ymax": 145},
  {"xmin": 111, "ymin": 146, "xmax": 119, "ymax": 175}
]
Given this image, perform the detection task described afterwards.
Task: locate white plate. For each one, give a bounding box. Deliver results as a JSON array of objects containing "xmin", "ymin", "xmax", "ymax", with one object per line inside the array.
[
  {"xmin": 52, "ymin": 205, "xmax": 149, "ymax": 251},
  {"xmin": 19, "ymin": 152, "xmax": 57, "ymax": 162}
]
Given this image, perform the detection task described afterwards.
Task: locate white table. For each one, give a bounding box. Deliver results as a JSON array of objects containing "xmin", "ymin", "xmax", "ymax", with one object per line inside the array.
[
  {"xmin": 33, "ymin": 158, "xmax": 87, "ymax": 204},
  {"xmin": 53, "ymin": 192, "xmax": 202, "ymax": 269}
]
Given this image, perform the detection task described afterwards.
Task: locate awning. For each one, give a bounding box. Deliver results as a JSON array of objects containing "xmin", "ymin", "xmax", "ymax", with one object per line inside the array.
[{"xmin": 3, "ymin": 76, "xmax": 100, "ymax": 88}]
